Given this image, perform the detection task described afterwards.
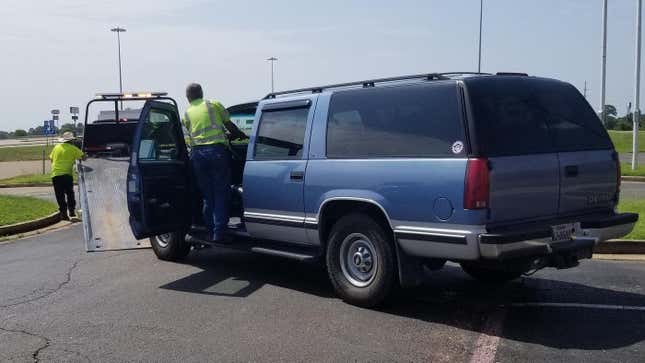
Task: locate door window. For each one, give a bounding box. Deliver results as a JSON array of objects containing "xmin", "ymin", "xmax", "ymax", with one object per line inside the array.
[
  {"xmin": 254, "ymin": 107, "xmax": 309, "ymax": 160},
  {"xmin": 138, "ymin": 107, "xmax": 182, "ymax": 161}
]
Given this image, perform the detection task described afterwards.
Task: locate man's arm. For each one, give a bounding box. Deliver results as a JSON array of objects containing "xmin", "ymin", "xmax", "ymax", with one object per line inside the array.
[{"xmin": 217, "ymin": 103, "xmax": 249, "ymax": 140}]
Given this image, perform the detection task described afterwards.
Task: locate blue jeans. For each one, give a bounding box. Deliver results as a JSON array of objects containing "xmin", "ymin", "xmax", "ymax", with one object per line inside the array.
[{"xmin": 190, "ymin": 144, "xmax": 231, "ymax": 239}]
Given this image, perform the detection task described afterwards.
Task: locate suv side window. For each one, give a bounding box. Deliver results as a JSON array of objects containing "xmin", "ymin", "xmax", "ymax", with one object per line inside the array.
[
  {"xmin": 326, "ymin": 83, "xmax": 466, "ymax": 158},
  {"xmin": 468, "ymin": 79, "xmax": 554, "ymax": 156},
  {"xmin": 254, "ymin": 107, "xmax": 309, "ymax": 160}
]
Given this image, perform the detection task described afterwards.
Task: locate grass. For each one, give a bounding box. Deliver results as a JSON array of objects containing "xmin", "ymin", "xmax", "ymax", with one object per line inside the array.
[
  {"xmin": 622, "ymin": 163, "xmax": 645, "ymax": 177},
  {"xmin": 0, "ymin": 145, "xmax": 54, "ymax": 162},
  {"xmin": 0, "ymin": 195, "xmax": 57, "ymax": 226},
  {"xmin": 608, "ymin": 130, "xmax": 645, "ymax": 153},
  {"xmin": 618, "ymin": 198, "xmax": 645, "ymax": 240}
]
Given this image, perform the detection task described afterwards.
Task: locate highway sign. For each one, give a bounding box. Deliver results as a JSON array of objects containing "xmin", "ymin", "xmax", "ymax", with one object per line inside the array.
[
  {"xmin": 43, "ymin": 120, "xmax": 56, "ymax": 135},
  {"xmin": 70, "ymin": 106, "xmax": 79, "ymax": 114},
  {"xmin": 51, "ymin": 109, "xmax": 60, "ymax": 115}
]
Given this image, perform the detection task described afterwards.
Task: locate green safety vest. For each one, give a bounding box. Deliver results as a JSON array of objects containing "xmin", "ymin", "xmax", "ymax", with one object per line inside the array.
[{"xmin": 183, "ymin": 99, "xmax": 229, "ymax": 147}]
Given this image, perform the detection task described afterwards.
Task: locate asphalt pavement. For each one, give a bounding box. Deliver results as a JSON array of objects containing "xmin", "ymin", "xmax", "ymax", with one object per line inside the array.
[{"xmin": 1, "ymin": 225, "xmax": 644, "ymax": 362}]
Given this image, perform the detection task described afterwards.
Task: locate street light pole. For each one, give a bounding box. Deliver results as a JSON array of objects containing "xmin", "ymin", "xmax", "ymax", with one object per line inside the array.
[
  {"xmin": 633, "ymin": 0, "xmax": 642, "ymax": 170},
  {"xmin": 478, "ymin": 0, "xmax": 483, "ymax": 73},
  {"xmin": 600, "ymin": 0, "xmax": 608, "ymax": 126},
  {"xmin": 111, "ymin": 27, "xmax": 126, "ymax": 109},
  {"xmin": 267, "ymin": 57, "xmax": 277, "ymax": 93}
]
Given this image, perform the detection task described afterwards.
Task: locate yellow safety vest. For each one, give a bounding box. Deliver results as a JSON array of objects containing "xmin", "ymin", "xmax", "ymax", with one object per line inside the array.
[{"xmin": 183, "ymin": 99, "xmax": 229, "ymax": 147}]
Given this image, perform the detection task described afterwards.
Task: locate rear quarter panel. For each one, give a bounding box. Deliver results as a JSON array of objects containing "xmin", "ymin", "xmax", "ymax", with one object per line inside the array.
[{"xmin": 305, "ymin": 94, "xmax": 486, "ymax": 259}]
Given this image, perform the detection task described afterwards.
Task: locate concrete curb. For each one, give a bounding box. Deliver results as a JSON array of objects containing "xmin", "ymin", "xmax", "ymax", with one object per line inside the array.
[
  {"xmin": 0, "ymin": 212, "xmax": 61, "ymax": 236},
  {"xmin": 622, "ymin": 176, "xmax": 645, "ymax": 182},
  {"xmin": 595, "ymin": 240, "xmax": 645, "ymax": 254},
  {"xmin": 0, "ymin": 183, "xmax": 51, "ymax": 188}
]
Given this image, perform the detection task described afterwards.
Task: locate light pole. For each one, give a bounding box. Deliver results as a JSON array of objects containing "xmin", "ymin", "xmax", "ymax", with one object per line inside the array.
[
  {"xmin": 267, "ymin": 57, "xmax": 277, "ymax": 93},
  {"xmin": 111, "ymin": 26, "xmax": 126, "ymax": 109},
  {"xmin": 600, "ymin": 0, "xmax": 608, "ymax": 126},
  {"xmin": 478, "ymin": 0, "xmax": 483, "ymax": 73},
  {"xmin": 633, "ymin": 0, "xmax": 642, "ymax": 170}
]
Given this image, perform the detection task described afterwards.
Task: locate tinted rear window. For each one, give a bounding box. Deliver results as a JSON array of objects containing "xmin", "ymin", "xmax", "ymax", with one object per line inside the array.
[
  {"xmin": 326, "ymin": 83, "xmax": 466, "ymax": 158},
  {"xmin": 466, "ymin": 78, "xmax": 612, "ymax": 156}
]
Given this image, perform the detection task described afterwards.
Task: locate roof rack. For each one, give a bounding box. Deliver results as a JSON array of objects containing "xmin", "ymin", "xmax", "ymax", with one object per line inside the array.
[
  {"xmin": 96, "ymin": 92, "xmax": 168, "ymax": 100},
  {"xmin": 264, "ymin": 72, "xmax": 491, "ymax": 99}
]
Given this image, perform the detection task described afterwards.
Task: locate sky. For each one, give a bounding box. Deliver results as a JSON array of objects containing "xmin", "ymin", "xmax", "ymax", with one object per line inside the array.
[{"xmin": 0, "ymin": 0, "xmax": 643, "ymax": 131}]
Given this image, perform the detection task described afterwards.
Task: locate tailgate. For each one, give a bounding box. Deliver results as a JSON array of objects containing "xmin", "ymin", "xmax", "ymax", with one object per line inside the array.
[{"xmin": 78, "ymin": 157, "xmax": 150, "ymax": 251}]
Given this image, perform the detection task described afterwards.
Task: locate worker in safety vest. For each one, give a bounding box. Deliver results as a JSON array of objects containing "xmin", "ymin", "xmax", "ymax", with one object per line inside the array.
[
  {"xmin": 183, "ymin": 83, "xmax": 248, "ymax": 243},
  {"xmin": 49, "ymin": 131, "xmax": 84, "ymax": 220}
]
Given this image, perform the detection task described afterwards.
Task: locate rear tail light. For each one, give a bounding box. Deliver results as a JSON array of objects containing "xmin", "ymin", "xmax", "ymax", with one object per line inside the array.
[{"xmin": 464, "ymin": 158, "xmax": 490, "ymax": 210}]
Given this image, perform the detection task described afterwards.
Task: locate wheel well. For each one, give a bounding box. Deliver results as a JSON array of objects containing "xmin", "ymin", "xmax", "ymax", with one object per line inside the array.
[{"xmin": 318, "ymin": 200, "xmax": 393, "ymax": 247}]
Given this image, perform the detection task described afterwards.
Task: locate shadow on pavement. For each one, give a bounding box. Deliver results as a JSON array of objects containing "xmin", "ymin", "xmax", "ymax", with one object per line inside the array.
[
  {"xmin": 160, "ymin": 250, "xmax": 645, "ymax": 351},
  {"xmin": 159, "ymin": 248, "xmax": 334, "ymax": 299}
]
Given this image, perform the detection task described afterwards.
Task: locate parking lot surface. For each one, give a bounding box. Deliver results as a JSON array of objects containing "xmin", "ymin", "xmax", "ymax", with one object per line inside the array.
[{"xmin": 1, "ymin": 225, "xmax": 644, "ymax": 362}]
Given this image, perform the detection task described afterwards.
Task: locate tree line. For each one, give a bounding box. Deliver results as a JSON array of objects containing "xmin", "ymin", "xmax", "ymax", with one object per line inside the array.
[
  {"xmin": 0, "ymin": 123, "xmax": 84, "ymax": 139},
  {"xmin": 602, "ymin": 104, "xmax": 645, "ymax": 131}
]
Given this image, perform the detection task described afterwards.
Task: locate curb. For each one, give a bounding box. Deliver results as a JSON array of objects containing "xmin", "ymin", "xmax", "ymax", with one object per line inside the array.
[
  {"xmin": 595, "ymin": 240, "xmax": 645, "ymax": 254},
  {"xmin": 622, "ymin": 176, "xmax": 645, "ymax": 182},
  {"xmin": 0, "ymin": 183, "xmax": 77, "ymax": 188},
  {"xmin": 0, "ymin": 212, "xmax": 61, "ymax": 236},
  {"xmin": 0, "ymin": 183, "xmax": 52, "ymax": 188}
]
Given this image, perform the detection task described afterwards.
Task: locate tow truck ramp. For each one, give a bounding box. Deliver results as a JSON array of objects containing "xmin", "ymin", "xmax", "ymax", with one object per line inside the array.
[{"xmin": 78, "ymin": 157, "xmax": 150, "ymax": 251}]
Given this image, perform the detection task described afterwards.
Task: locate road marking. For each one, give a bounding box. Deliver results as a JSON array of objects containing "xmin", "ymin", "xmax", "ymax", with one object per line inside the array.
[
  {"xmin": 506, "ymin": 302, "xmax": 645, "ymax": 311},
  {"xmin": 469, "ymin": 308, "xmax": 506, "ymax": 363}
]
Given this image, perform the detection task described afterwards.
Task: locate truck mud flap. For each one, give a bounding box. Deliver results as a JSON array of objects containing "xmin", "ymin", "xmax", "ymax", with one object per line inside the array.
[{"xmin": 78, "ymin": 157, "xmax": 150, "ymax": 251}]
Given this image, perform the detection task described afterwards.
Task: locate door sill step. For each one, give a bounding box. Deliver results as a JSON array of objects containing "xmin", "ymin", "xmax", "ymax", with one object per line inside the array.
[
  {"xmin": 185, "ymin": 234, "xmax": 319, "ymax": 262},
  {"xmin": 249, "ymin": 247, "xmax": 317, "ymax": 261}
]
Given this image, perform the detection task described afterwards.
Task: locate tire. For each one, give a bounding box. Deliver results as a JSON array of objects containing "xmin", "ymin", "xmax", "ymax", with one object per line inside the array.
[
  {"xmin": 460, "ymin": 262, "xmax": 525, "ymax": 283},
  {"xmin": 150, "ymin": 231, "xmax": 191, "ymax": 261},
  {"xmin": 326, "ymin": 213, "xmax": 397, "ymax": 308}
]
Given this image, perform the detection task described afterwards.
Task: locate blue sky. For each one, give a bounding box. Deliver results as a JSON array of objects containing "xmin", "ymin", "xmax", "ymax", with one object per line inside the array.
[{"xmin": 0, "ymin": 0, "xmax": 642, "ymax": 130}]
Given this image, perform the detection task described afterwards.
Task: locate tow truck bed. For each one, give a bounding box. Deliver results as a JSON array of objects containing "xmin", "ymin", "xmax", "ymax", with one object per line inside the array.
[{"xmin": 79, "ymin": 157, "xmax": 150, "ymax": 251}]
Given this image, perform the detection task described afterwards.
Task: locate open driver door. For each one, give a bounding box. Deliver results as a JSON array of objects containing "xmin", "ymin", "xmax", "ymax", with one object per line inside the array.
[{"xmin": 127, "ymin": 99, "xmax": 191, "ymax": 239}]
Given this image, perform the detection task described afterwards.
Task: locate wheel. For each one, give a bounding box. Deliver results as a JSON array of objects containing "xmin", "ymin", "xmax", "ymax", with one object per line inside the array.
[
  {"xmin": 326, "ymin": 213, "xmax": 397, "ymax": 308},
  {"xmin": 150, "ymin": 231, "xmax": 191, "ymax": 261},
  {"xmin": 460, "ymin": 262, "xmax": 525, "ymax": 283}
]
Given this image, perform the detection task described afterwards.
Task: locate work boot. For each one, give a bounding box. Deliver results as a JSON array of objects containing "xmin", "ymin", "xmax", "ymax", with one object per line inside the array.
[
  {"xmin": 211, "ymin": 233, "xmax": 233, "ymax": 245},
  {"xmin": 68, "ymin": 209, "xmax": 77, "ymax": 218},
  {"xmin": 59, "ymin": 212, "xmax": 70, "ymax": 221}
]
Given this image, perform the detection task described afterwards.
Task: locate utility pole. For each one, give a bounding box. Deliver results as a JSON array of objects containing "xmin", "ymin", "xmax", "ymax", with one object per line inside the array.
[
  {"xmin": 111, "ymin": 27, "xmax": 126, "ymax": 109},
  {"xmin": 584, "ymin": 81, "xmax": 588, "ymax": 99},
  {"xmin": 267, "ymin": 57, "xmax": 278, "ymax": 93},
  {"xmin": 478, "ymin": 0, "xmax": 483, "ymax": 73},
  {"xmin": 633, "ymin": 0, "xmax": 642, "ymax": 170},
  {"xmin": 600, "ymin": 0, "xmax": 608, "ymax": 125}
]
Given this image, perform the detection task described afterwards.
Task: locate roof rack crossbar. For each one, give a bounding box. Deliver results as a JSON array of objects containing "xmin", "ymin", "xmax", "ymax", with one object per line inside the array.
[{"xmin": 263, "ymin": 72, "xmax": 493, "ymax": 99}]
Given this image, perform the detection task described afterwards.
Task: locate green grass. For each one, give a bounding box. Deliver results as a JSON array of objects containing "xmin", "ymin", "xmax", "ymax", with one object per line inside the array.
[
  {"xmin": 608, "ymin": 130, "xmax": 645, "ymax": 153},
  {"xmin": 618, "ymin": 198, "xmax": 645, "ymax": 240},
  {"xmin": 0, "ymin": 145, "xmax": 54, "ymax": 162},
  {"xmin": 0, "ymin": 195, "xmax": 57, "ymax": 226},
  {"xmin": 0, "ymin": 173, "xmax": 78, "ymax": 186},
  {"xmin": 622, "ymin": 162, "xmax": 645, "ymax": 177}
]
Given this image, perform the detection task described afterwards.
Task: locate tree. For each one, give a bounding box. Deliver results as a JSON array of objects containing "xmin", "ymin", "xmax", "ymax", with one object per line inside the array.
[
  {"xmin": 14, "ymin": 129, "xmax": 27, "ymax": 137},
  {"xmin": 604, "ymin": 104, "xmax": 618, "ymax": 118}
]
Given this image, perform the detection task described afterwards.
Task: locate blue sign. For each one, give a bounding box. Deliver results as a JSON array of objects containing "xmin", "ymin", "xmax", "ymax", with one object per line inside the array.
[{"xmin": 43, "ymin": 120, "xmax": 56, "ymax": 135}]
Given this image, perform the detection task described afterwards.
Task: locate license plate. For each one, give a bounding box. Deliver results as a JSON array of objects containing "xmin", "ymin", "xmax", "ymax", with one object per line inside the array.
[{"xmin": 551, "ymin": 223, "xmax": 578, "ymax": 242}]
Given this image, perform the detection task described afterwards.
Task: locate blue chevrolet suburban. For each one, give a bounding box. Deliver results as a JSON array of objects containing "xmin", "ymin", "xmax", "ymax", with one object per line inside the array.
[{"xmin": 123, "ymin": 73, "xmax": 638, "ymax": 307}]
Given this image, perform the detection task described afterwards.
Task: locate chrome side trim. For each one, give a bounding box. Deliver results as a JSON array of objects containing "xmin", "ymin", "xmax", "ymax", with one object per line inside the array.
[
  {"xmin": 393, "ymin": 229, "xmax": 466, "ymax": 239},
  {"xmin": 316, "ymin": 197, "xmax": 393, "ymax": 229},
  {"xmin": 394, "ymin": 225, "xmax": 473, "ymax": 235},
  {"xmin": 244, "ymin": 212, "xmax": 305, "ymax": 223}
]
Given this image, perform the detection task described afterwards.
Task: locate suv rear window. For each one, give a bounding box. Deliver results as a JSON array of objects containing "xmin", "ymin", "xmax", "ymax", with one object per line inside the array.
[
  {"xmin": 326, "ymin": 83, "xmax": 466, "ymax": 158},
  {"xmin": 466, "ymin": 78, "xmax": 612, "ymax": 156}
]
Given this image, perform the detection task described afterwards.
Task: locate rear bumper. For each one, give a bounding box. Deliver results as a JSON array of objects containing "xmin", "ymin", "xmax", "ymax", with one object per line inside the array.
[{"xmin": 478, "ymin": 212, "xmax": 638, "ymax": 260}]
